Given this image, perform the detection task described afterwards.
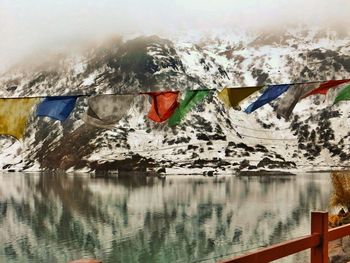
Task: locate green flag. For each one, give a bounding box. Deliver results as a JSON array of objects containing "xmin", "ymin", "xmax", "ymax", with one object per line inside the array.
[
  {"xmin": 168, "ymin": 90, "xmax": 210, "ymax": 126},
  {"xmin": 334, "ymin": 84, "xmax": 350, "ymax": 105}
]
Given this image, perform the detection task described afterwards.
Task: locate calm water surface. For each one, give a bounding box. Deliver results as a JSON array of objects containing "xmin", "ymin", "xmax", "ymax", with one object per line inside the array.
[{"xmin": 0, "ymin": 172, "xmax": 332, "ymax": 263}]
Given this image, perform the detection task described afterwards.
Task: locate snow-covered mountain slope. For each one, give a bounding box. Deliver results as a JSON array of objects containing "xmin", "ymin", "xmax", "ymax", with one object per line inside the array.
[{"xmin": 1, "ymin": 28, "xmax": 350, "ymax": 173}]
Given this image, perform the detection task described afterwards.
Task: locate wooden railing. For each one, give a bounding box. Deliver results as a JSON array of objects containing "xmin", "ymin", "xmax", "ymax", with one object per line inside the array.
[{"xmin": 218, "ymin": 211, "xmax": 350, "ymax": 263}]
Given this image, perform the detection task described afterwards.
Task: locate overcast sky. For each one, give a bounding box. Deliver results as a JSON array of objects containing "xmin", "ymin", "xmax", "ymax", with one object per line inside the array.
[{"xmin": 1, "ymin": 0, "xmax": 350, "ymax": 72}]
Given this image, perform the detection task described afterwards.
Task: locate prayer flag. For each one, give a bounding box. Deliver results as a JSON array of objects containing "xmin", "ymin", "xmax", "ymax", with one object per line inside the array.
[
  {"xmin": 168, "ymin": 90, "xmax": 210, "ymax": 126},
  {"xmin": 303, "ymin": 79, "xmax": 350, "ymax": 98},
  {"xmin": 334, "ymin": 84, "xmax": 350, "ymax": 105},
  {"xmin": 82, "ymin": 94, "xmax": 134, "ymax": 128},
  {"xmin": 218, "ymin": 87, "xmax": 262, "ymax": 108},
  {"xmin": 276, "ymin": 83, "xmax": 317, "ymax": 119},
  {"xmin": 145, "ymin": 91, "xmax": 179, "ymax": 123},
  {"xmin": 0, "ymin": 98, "xmax": 39, "ymax": 139},
  {"xmin": 245, "ymin": 84, "xmax": 290, "ymax": 113},
  {"xmin": 36, "ymin": 96, "xmax": 78, "ymax": 121}
]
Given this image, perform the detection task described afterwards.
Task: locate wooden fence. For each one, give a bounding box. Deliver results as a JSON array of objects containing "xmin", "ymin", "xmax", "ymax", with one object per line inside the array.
[{"xmin": 219, "ymin": 211, "xmax": 350, "ymax": 263}]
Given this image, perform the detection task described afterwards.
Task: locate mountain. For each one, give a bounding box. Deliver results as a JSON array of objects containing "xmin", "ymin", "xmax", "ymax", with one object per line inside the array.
[{"xmin": 1, "ymin": 27, "xmax": 350, "ymax": 174}]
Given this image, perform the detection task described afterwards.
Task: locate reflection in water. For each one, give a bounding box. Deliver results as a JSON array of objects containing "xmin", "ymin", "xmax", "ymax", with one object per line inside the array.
[{"xmin": 0, "ymin": 173, "xmax": 331, "ymax": 263}]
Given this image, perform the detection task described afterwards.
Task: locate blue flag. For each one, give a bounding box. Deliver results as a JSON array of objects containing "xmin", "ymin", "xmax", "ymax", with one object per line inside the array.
[
  {"xmin": 36, "ymin": 96, "xmax": 78, "ymax": 121},
  {"xmin": 244, "ymin": 84, "xmax": 290, "ymax": 113}
]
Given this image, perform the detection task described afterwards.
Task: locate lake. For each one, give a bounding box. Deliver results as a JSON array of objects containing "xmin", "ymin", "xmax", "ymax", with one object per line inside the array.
[{"xmin": 0, "ymin": 172, "xmax": 333, "ymax": 263}]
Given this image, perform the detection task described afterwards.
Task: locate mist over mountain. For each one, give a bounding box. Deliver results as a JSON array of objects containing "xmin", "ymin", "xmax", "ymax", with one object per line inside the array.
[
  {"xmin": 2, "ymin": 0, "xmax": 350, "ymax": 72},
  {"xmin": 0, "ymin": 27, "xmax": 350, "ymax": 173}
]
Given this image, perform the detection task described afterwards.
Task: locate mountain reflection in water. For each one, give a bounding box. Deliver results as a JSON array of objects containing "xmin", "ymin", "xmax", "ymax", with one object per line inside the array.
[{"xmin": 0, "ymin": 173, "xmax": 331, "ymax": 263}]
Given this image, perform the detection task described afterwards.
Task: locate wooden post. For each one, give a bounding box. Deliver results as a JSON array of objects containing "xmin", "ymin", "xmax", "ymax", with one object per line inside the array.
[{"xmin": 311, "ymin": 211, "xmax": 329, "ymax": 263}]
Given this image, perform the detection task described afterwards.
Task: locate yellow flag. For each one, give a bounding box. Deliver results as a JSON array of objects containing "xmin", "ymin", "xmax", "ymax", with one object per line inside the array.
[
  {"xmin": 0, "ymin": 98, "xmax": 39, "ymax": 139},
  {"xmin": 218, "ymin": 87, "xmax": 263, "ymax": 108}
]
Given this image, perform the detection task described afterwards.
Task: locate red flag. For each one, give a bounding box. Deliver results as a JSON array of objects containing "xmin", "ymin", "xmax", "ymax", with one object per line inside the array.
[
  {"xmin": 145, "ymin": 91, "xmax": 180, "ymax": 122},
  {"xmin": 303, "ymin": 79, "xmax": 350, "ymax": 98}
]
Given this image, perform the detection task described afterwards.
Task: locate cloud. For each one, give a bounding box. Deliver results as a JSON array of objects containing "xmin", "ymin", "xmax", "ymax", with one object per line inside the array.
[{"xmin": 1, "ymin": 0, "xmax": 350, "ymax": 72}]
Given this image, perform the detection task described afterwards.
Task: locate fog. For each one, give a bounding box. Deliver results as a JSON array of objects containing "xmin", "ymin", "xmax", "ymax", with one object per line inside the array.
[{"xmin": 1, "ymin": 0, "xmax": 350, "ymax": 72}]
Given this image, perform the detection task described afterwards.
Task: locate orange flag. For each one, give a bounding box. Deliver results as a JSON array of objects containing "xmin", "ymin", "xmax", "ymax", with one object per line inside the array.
[{"xmin": 145, "ymin": 92, "xmax": 180, "ymax": 123}]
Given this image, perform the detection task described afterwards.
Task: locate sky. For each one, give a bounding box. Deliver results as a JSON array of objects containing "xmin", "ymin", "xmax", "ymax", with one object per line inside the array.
[{"xmin": 1, "ymin": 0, "xmax": 350, "ymax": 72}]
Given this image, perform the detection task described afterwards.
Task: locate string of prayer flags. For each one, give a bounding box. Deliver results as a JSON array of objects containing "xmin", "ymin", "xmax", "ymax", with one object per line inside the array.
[
  {"xmin": 302, "ymin": 79, "xmax": 350, "ymax": 98},
  {"xmin": 276, "ymin": 83, "xmax": 317, "ymax": 120},
  {"xmin": 168, "ymin": 90, "xmax": 210, "ymax": 126},
  {"xmin": 333, "ymin": 84, "xmax": 350, "ymax": 105},
  {"xmin": 218, "ymin": 87, "xmax": 263, "ymax": 108},
  {"xmin": 0, "ymin": 98, "xmax": 39, "ymax": 139},
  {"xmin": 82, "ymin": 94, "xmax": 134, "ymax": 128},
  {"xmin": 1, "ymin": 78, "xmax": 350, "ymax": 141},
  {"xmin": 145, "ymin": 91, "xmax": 180, "ymax": 123},
  {"xmin": 245, "ymin": 84, "xmax": 290, "ymax": 113},
  {"xmin": 36, "ymin": 96, "xmax": 78, "ymax": 121}
]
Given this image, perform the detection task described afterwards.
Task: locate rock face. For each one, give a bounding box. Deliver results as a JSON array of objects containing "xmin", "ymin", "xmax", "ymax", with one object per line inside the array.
[
  {"xmin": 329, "ymin": 238, "xmax": 349, "ymax": 263},
  {"xmin": 1, "ymin": 28, "xmax": 350, "ymax": 173}
]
